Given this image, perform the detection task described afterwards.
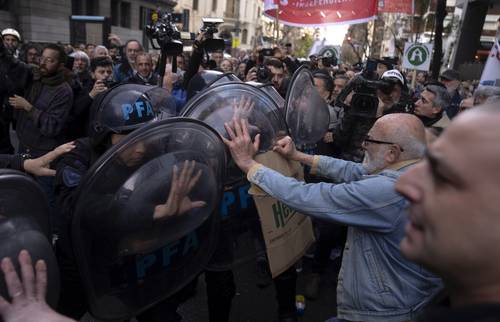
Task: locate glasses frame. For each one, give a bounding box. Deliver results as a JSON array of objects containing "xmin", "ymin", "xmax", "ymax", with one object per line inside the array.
[{"xmin": 363, "ymin": 135, "xmax": 404, "ymax": 152}]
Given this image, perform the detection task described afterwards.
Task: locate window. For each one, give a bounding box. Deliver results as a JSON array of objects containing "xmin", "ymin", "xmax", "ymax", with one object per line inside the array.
[
  {"xmin": 111, "ymin": 0, "xmax": 119, "ymax": 26},
  {"xmin": 120, "ymin": 2, "xmax": 131, "ymax": 28},
  {"xmin": 71, "ymin": 0, "xmax": 82, "ymax": 15},
  {"xmin": 0, "ymin": 0, "xmax": 9, "ymax": 11},
  {"xmin": 242, "ymin": 29, "xmax": 248, "ymax": 44},
  {"xmin": 193, "ymin": 0, "xmax": 198, "ymax": 11},
  {"xmin": 212, "ymin": 0, "xmax": 217, "ymax": 12},
  {"xmin": 86, "ymin": 0, "xmax": 98, "ymax": 15}
]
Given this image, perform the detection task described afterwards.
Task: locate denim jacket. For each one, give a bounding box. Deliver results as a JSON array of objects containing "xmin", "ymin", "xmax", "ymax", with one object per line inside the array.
[{"xmin": 247, "ymin": 156, "xmax": 442, "ymax": 322}]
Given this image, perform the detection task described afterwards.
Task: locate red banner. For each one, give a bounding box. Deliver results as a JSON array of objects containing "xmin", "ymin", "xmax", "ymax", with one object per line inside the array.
[
  {"xmin": 264, "ymin": 0, "xmax": 379, "ymax": 27},
  {"xmin": 378, "ymin": 0, "xmax": 414, "ymax": 14}
]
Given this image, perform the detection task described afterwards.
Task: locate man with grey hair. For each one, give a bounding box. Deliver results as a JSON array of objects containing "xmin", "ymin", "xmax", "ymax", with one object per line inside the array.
[
  {"xmin": 473, "ymin": 85, "xmax": 500, "ymax": 106},
  {"xmin": 92, "ymin": 45, "xmax": 109, "ymax": 58},
  {"xmin": 223, "ymin": 113, "xmax": 443, "ymax": 322},
  {"xmin": 414, "ymin": 83, "xmax": 452, "ymax": 131},
  {"xmin": 69, "ymin": 51, "xmax": 92, "ymax": 89}
]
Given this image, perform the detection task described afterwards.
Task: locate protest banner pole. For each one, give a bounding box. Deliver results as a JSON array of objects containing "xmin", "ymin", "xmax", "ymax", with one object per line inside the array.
[
  {"xmin": 411, "ymin": 69, "xmax": 417, "ymax": 90},
  {"xmin": 275, "ymin": 6, "xmax": 280, "ymax": 46}
]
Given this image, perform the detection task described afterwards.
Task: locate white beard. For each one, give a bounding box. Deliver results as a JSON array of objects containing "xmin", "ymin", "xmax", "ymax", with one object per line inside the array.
[{"xmin": 362, "ymin": 149, "xmax": 387, "ymax": 174}]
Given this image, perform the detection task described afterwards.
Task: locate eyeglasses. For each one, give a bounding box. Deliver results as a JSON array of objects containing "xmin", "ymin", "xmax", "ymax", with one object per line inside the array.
[{"xmin": 363, "ymin": 135, "xmax": 404, "ymax": 152}]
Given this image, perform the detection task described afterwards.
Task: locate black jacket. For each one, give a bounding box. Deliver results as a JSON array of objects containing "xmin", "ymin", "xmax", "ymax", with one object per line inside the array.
[{"xmin": 15, "ymin": 80, "xmax": 73, "ymax": 154}]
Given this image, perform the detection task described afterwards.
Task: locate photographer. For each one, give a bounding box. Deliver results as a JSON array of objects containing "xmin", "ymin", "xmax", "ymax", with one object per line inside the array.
[
  {"xmin": 333, "ymin": 68, "xmax": 413, "ymax": 162},
  {"xmin": 65, "ymin": 56, "xmax": 114, "ymax": 141},
  {"xmin": 246, "ymin": 58, "xmax": 289, "ymax": 98}
]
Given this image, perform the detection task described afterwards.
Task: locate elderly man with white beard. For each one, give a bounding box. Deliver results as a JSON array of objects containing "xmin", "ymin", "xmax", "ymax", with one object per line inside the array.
[{"xmin": 222, "ymin": 113, "xmax": 443, "ymax": 322}]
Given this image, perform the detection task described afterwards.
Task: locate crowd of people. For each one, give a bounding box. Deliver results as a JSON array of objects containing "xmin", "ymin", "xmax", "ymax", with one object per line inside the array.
[{"xmin": 1, "ymin": 24, "xmax": 500, "ymax": 322}]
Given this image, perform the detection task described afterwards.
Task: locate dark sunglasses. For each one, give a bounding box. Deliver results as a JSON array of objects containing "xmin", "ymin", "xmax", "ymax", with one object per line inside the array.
[{"xmin": 363, "ymin": 135, "xmax": 404, "ymax": 152}]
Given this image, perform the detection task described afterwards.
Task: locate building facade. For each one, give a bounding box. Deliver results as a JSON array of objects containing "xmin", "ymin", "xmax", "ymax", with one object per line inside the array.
[
  {"xmin": 174, "ymin": 0, "xmax": 264, "ymax": 51},
  {"xmin": 0, "ymin": 0, "xmax": 175, "ymax": 48}
]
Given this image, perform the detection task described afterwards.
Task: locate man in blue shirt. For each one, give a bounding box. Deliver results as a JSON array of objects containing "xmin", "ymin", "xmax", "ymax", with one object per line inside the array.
[{"xmin": 223, "ymin": 113, "xmax": 442, "ymax": 322}]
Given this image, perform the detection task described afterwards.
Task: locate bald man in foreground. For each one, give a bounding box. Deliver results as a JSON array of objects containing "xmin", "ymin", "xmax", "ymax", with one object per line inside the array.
[
  {"xmin": 396, "ymin": 104, "xmax": 500, "ymax": 321},
  {"xmin": 223, "ymin": 114, "xmax": 443, "ymax": 322}
]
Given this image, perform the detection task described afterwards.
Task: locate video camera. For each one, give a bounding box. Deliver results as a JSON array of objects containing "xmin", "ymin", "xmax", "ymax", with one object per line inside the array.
[
  {"xmin": 145, "ymin": 10, "xmax": 186, "ymax": 56},
  {"xmin": 255, "ymin": 48, "xmax": 274, "ymax": 83},
  {"xmin": 336, "ymin": 58, "xmax": 396, "ymax": 118},
  {"xmin": 200, "ymin": 17, "xmax": 225, "ymax": 52}
]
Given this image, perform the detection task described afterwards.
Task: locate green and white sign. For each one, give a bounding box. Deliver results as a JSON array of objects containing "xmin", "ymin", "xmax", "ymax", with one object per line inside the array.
[
  {"xmin": 319, "ymin": 46, "xmax": 341, "ymax": 59},
  {"xmin": 402, "ymin": 42, "xmax": 433, "ymax": 71}
]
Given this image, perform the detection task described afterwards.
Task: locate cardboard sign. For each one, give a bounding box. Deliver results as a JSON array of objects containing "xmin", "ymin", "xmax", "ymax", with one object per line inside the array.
[{"xmin": 249, "ymin": 151, "xmax": 315, "ymax": 278}]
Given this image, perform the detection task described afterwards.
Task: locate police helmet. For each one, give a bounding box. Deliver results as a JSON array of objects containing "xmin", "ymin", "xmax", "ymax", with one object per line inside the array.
[{"xmin": 89, "ymin": 84, "xmax": 163, "ymax": 151}]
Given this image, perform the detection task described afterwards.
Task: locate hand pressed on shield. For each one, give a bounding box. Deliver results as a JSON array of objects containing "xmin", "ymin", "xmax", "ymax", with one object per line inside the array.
[
  {"xmin": 231, "ymin": 96, "xmax": 255, "ymax": 120},
  {"xmin": 23, "ymin": 142, "xmax": 76, "ymax": 176},
  {"xmin": 222, "ymin": 118, "xmax": 261, "ymax": 174},
  {"xmin": 153, "ymin": 160, "xmax": 206, "ymax": 220},
  {"xmin": 0, "ymin": 250, "xmax": 76, "ymax": 322}
]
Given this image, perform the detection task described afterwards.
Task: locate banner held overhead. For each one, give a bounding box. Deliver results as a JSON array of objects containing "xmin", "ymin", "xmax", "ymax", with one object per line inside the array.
[{"xmin": 264, "ymin": 0, "xmax": 378, "ymax": 27}]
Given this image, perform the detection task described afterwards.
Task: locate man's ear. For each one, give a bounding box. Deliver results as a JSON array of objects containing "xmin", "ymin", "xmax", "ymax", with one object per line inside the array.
[
  {"xmin": 385, "ymin": 146, "xmax": 401, "ymax": 164},
  {"xmin": 431, "ymin": 105, "xmax": 443, "ymax": 116}
]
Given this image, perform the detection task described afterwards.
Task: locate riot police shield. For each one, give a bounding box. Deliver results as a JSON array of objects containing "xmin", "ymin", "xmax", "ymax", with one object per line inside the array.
[
  {"xmin": 285, "ymin": 65, "xmax": 330, "ymax": 145},
  {"xmin": 180, "ymin": 82, "xmax": 288, "ymax": 187},
  {"xmin": 186, "ymin": 70, "xmax": 242, "ymax": 102},
  {"xmin": 246, "ymin": 81, "xmax": 286, "ymax": 115},
  {"xmin": 0, "ymin": 170, "xmax": 59, "ymax": 307},
  {"xmin": 71, "ymin": 118, "xmax": 226, "ymax": 320}
]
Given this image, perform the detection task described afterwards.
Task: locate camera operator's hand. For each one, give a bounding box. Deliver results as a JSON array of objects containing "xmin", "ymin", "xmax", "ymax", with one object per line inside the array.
[
  {"xmin": 89, "ymin": 80, "xmax": 108, "ymax": 99},
  {"xmin": 323, "ymin": 132, "xmax": 334, "ymax": 143},
  {"xmin": 153, "ymin": 160, "xmax": 206, "ymax": 220},
  {"xmin": 163, "ymin": 64, "xmax": 180, "ymax": 93},
  {"xmin": 246, "ymin": 67, "xmax": 257, "ymax": 82},
  {"xmin": 0, "ymin": 250, "xmax": 76, "ymax": 322},
  {"xmin": 195, "ymin": 31, "xmax": 208, "ymax": 43},
  {"xmin": 8, "ymin": 95, "xmax": 33, "ymax": 112},
  {"xmin": 23, "ymin": 142, "xmax": 76, "ymax": 176},
  {"xmin": 108, "ymin": 33, "xmax": 122, "ymax": 46}
]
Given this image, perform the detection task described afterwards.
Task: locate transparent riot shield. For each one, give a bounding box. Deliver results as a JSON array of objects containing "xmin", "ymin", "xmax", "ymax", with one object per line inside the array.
[
  {"xmin": 0, "ymin": 170, "xmax": 60, "ymax": 307},
  {"xmin": 180, "ymin": 82, "xmax": 288, "ymax": 188},
  {"xmin": 71, "ymin": 118, "xmax": 226, "ymax": 320},
  {"xmin": 285, "ymin": 65, "xmax": 330, "ymax": 145}
]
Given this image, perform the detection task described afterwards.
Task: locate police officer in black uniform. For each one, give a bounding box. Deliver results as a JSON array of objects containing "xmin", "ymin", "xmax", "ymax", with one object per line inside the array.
[{"xmin": 54, "ymin": 84, "xmax": 195, "ymax": 322}]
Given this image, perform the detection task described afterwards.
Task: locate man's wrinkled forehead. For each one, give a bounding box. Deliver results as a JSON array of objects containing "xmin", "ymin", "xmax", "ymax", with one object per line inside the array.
[{"xmin": 432, "ymin": 111, "xmax": 500, "ymax": 184}]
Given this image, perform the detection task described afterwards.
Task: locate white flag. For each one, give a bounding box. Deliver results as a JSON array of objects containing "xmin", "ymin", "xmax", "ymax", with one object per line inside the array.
[
  {"xmin": 264, "ymin": 0, "xmax": 278, "ymax": 11},
  {"xmin": 480, "ymin": 37, "xmax": 500, "ymax": 86}
]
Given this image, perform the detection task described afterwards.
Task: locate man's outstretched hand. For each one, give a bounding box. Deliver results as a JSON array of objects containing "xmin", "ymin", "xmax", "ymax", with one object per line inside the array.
[
  {"xmin": 222, "ymin": 118, "xmax": 261, "ymax": 174},
  {"xmin": 0, "ymin": 250, "xmax": 75, "ymax": 322},
  {"xmin": 153, "ymin": 160, "xmax": 206, "ymax": 220},
  {"xmin": 23, "ymin": 142, "xmax": 76, "ymax": 176}
]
